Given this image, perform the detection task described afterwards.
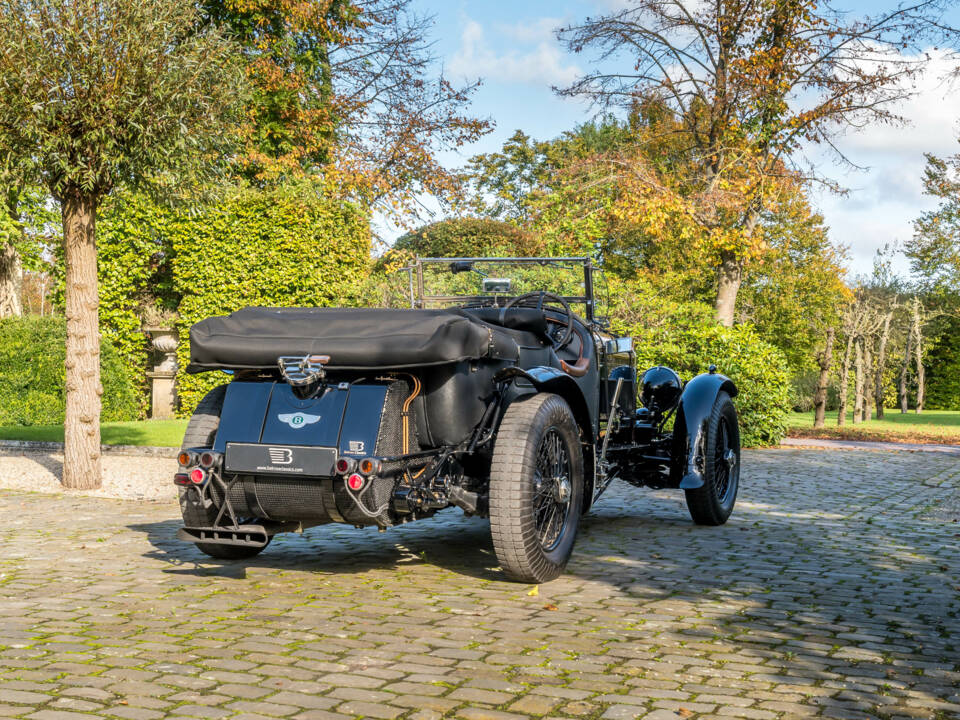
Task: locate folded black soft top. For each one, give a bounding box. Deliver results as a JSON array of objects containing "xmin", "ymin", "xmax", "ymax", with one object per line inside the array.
[{"xmin": 187, "ymin": 306, "xmax": 529, "ymax": 372}]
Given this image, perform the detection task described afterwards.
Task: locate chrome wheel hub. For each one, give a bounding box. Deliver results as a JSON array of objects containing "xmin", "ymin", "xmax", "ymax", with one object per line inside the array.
[{"xmin": 724, "ymin": 448, "xmax": 737, "ymax": 470}]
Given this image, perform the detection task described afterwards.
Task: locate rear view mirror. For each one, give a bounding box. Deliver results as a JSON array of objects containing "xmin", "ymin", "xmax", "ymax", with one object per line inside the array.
[
  {"xmin": 604, "ymin": 337, "xmax": 633, "ymax": 354},
  {"xmin": 482, "ymin": 278, "xmax": 512, "ymax": 294}
]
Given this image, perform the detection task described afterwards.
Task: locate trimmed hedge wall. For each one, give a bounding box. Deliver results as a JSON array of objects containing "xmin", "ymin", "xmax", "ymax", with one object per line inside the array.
[
  {"xmin": 91, "ymin": 183, "xmax": 370, "ymax": 418},
  {"xmin": 171, "ymin": 185, "xmax": 370, "ymax": 413},
  {"xmin": 94, "ymin": 193, "xmax": 176, "ymax": 417},
  {"xmin": 0, "ymin": 315, "xmax": 138, "ymax": 426}
]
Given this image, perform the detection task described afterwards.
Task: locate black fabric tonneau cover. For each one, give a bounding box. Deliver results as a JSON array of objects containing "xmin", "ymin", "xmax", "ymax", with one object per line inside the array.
[{"xmin": 187, "ymin": 307, "xmax": 524, "ymax": 372}]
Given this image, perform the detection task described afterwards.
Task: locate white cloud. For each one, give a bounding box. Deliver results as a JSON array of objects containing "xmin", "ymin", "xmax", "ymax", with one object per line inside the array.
[
  {"xmin": 808, "ymin": 48, "xmax": 960, "ymax": 276},
  {"xmin": 448, "ymin": 18, "xmax": 581, "ymax": 88}
]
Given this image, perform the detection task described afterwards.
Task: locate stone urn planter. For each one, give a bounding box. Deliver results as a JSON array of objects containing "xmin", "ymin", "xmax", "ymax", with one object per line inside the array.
[{"xmin": 144, "ymin": 326, "xmax": 179, "ymax": 419}]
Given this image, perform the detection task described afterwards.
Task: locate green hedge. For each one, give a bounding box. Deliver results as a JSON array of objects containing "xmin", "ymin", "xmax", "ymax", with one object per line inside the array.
[
  {"xmin": 171, "ymin": 184, "xmax": 371, "ymax": 413},
  {"xmin": 0, "ymin": 315, "xmax": 139, "ymax": 425},
  {"xmin": 87, "ymin": 183, "xmax": 371, "ymax": 417},
  {"xmin": 609, "ymin": 278, "xmax": 791, "ymax": 446},
  {"xmin": 94, "ymin": 193, "xmax": 177, "ymax": 417}
]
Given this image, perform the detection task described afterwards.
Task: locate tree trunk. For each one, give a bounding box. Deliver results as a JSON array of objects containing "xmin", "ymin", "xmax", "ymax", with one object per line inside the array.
[
  {"xmin": 875, "ymin": 311, "xmax": 892, "ymax": 418},
  {"xmin": 61, "ymin": 188, "xmax": 102, "ymax": 490},
  {"xmin": 912, "ymin": 298, "xmax": 924, "ymax": 415},
  {"xmin": 914, "ymin": 328, "xmax": 925, "ymax": 415},
  {"xmin": 899, "ymin": 328, "xmax": 911, "ymax": 413},
  {"xmin": 0, "ymin": 240, "xmax": 22, "ymax": 318},
  {"xmin": 863, "ymin": 337, "xmax": 873, "ymax": 423},
  {"xmin": 852, "ymin": 338, "xmax": 865, "ymax": 424},
  {"xmin": 837, "ymin": 333, "xmax": 854, "ymax": 426},
  {"xmin": 813, "ymin": 326, "xmax": 834, "ymax": 428},
  {"xmin": 715, "ymin": 250, "xmax": 742, "ymax": 327}
]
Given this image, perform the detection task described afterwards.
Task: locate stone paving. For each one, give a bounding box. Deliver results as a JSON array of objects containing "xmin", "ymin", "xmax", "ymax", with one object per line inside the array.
[{"xmin": 0, "ymin": 448, "xmax": 958, "ymax": 720}]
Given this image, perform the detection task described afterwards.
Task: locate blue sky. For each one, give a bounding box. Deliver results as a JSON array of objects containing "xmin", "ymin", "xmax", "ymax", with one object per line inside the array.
[{"xmin": 398, "ymin": 1, "xmax": 960, "ymax": 277}]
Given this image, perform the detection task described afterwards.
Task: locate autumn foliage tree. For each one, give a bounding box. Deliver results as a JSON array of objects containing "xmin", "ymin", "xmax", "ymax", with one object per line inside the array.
[
  {"xmin": 0, "ymin": 0, "xmax": 245, "ymax": 488},
  {"xmin": 205, "ymin": 0, "xmax": 491, "ymax": 216},
  {"xmin": 557, "ymin": 0, "xmax": 956, "ymax": 325}
]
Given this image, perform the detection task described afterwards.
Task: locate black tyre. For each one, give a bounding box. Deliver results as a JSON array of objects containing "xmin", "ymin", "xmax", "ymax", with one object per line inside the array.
[
  {"xmin": 489, "ymin": 393, "xmax": 584, "ymax": 583},
  {"xmin": 684, "ymin": 391, "xmax": 740, "ymax": 525},
  {"xmin": 179, "ymin": 384, "xmax": 270, "ymax": 560}
]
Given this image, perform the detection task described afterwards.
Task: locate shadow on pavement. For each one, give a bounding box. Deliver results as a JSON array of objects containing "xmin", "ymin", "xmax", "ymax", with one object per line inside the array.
[{"xmin": 128, "ymin": 509, "xmax": 504, "ymax": 582}]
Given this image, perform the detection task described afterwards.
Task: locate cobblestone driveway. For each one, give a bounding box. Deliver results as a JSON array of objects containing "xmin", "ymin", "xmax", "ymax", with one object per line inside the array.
[{"xmin": 1, "ymin": 449, "xmax": 958, "ymax": 720}]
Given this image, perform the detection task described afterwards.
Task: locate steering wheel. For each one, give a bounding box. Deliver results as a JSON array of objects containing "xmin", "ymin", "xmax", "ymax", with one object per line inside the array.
[{"xmin": 504, "ymin": 291, "xmax": 575, "ymax": 349}]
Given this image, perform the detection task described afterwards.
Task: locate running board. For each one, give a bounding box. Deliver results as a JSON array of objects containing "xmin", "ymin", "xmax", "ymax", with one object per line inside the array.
[{"xmin": 177, "ymin": 524, "xmax": 270, "ymax": 548}]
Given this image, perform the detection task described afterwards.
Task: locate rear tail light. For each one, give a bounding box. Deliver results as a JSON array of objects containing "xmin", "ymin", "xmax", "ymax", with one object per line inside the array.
[
  {"xmin": 347, "ymin": 473, "xmax": 365, "ymax": 491},
  {"xmin": 335, "ymin": 457, "xmax": 356, "ymax": 474},
  {"xmin": 174, "ymin": 473, "xmax": 191, "ymax": 486},
  {"xmin": 189, "ymin": 468, "xmax": 207, "ymax": 484},
  {"xmin": 178, "ymin": 451, "xmax": 198, "ymax": 467},
  {"xmin": 358, "ymin": 458, "xmax": 381, "ymax": 476},
  {"xmin": 199, "ymin": 451, "xmax": 221, "ymax": 469}
]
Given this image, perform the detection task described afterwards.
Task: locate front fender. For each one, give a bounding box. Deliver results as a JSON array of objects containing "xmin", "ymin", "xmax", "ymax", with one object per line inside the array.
[
  {"xmin": 494, "ymin": 365, "xmax": 597, "ymax": 513},
  {"xmin": 674, "ymin": 372, "xmax": 737, "ymax": 490},
  {"xmin": 494, "ymin": 366, "xmax": 593, "ymax": 442}
]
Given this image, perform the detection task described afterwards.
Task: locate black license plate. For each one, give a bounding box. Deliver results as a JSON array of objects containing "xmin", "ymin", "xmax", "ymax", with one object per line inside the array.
[{"xmin": 224, "ymin": 443, "xmax": 337, "ymax": 477}]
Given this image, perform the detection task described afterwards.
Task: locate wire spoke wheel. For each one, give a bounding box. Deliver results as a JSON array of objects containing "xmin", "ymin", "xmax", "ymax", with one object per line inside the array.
[
  {"xmin": 490, "ymin": 394, "xmax": 584, "ymax": 583},
  {"xmin": 713, "ymin": 417, "xmax": 733, "ymax": 503},
  {"xmin": 533, "ymin": 427, "xmax": 573, "ymax": 551}
]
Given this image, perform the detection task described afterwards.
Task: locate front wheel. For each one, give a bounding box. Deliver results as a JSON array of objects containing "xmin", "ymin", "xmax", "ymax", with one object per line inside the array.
[
  {"xmin": 684, "ymin": 391, "xmax": 740, "ymax": 525},
  {"xmin": 489, "ymin": 394, "xmax": 584, "ymax": 583}
]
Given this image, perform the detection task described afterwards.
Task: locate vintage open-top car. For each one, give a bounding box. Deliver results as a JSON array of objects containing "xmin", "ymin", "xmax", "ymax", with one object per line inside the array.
[{"xmin": 175, "ymin": 256, "xmax": 741, "ymax": 582}]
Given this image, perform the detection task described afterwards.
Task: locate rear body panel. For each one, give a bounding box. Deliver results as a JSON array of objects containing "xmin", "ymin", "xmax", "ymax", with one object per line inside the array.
[{"xmin": 213, "ymin": 380, "xmax": 388, "ymax": 472}]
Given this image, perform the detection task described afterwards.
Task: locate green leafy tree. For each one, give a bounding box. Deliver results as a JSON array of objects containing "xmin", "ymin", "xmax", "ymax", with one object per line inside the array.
[
  {"xmin": 464, "ymin": 119, "xmax": 633, "ymax": 255},
  {"xmin": 0, "ymin": 181, "xmax": 55, "ymax": 318},
  {"xmin": 908, "ymin": 153, "xmax": 960, "ymax": 294},
  {"xmin": 737, "ymin": 190, "xmax": 850, "ymax": 371},
  {"xmin": 0, "ymin": 0, "xmax": 246, "ymax": 489}
]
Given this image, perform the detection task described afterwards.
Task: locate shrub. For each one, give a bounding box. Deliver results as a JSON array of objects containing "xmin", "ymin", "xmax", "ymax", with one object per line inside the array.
[
  {"xmin": 609, "ymin": 278, "xmax": 791, "ymax": 446},
  {"xmin": 0, "ymin": 315, "xmax": 138, "ymax": 426},
  {"xmin": 394, "ymin": 217, "xmax": 543, "ymax": 257}
]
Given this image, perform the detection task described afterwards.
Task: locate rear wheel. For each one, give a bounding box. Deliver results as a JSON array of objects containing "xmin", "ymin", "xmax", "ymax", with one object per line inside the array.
[
  {"xmin": 684, "ymin": 391, "xmax": 740, "ymax": 525},
  {"xmin": 179, "ymin": 384, "xmax": 270, "ymax": 560},
  {"xmin": 489, "ymin": 394, "xmax": 583, "ymax": 583}
]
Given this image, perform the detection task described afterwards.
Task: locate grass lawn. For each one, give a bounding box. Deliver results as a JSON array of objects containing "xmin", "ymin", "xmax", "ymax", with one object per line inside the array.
[
  {"xmin": 0, "ymin": 419, "xmax": 188, "ymax": 447},
  {"xmin": 788, "ymin": 409, "xmax": 960, "ymax": 444}
]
